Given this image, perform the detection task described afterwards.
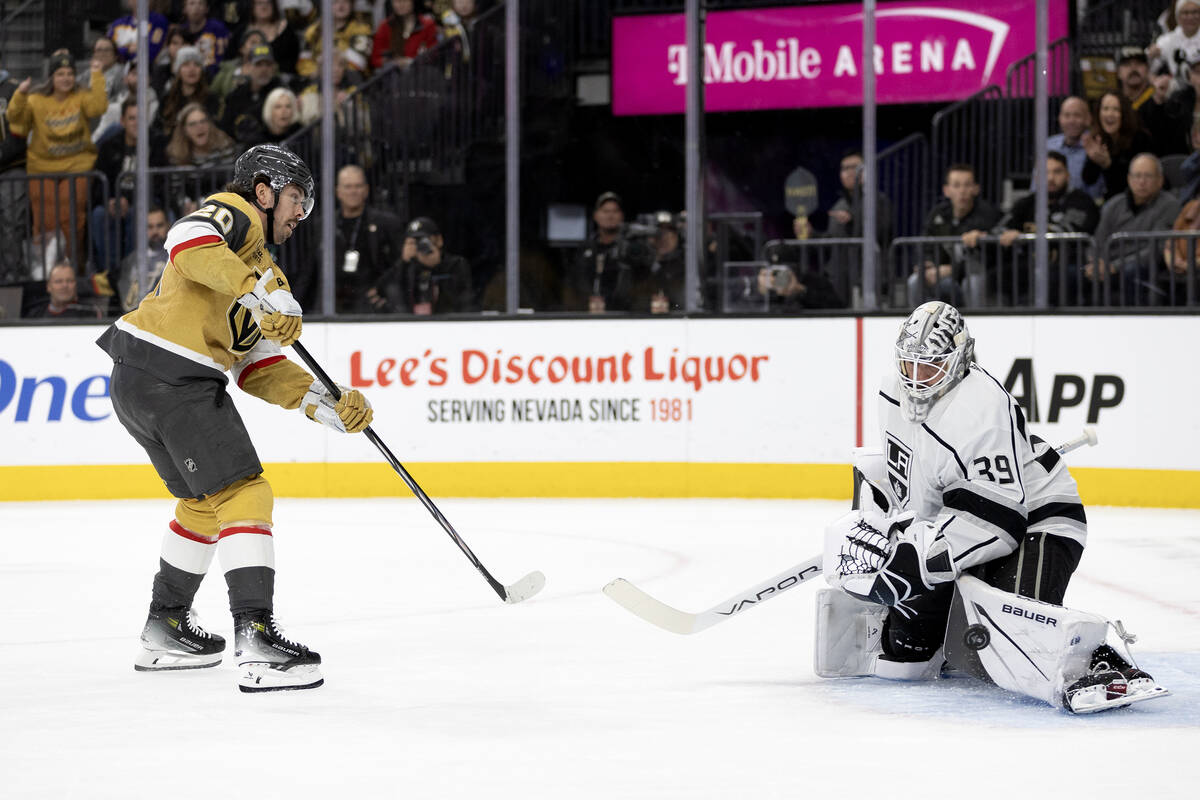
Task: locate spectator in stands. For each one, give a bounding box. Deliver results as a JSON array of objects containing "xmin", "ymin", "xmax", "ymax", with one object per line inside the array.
[
  {"xmin": 566, "ymin": 192, "xmax": 651, "ymax": 313},
  {"xmin": 118, "ymin": 206, "xmax": 170, "ymax": 313},
  {"xmin": 1047, "ymin": 96, "xmax": 1105, "ymax": 199},
  {"xmin": 908, "ymin": 163, "xmax": 1001, "ymax": 308},
  {"xmin": 211, "ymin": 27, "xmax": 269, "ymax": 99},
  {"xmin": 632, "ymin": 211, "xmax": 685, "ymax": 313},
  {"xmin": 299, "ymin": 0, "xmax": 374, "ymax": 77},
  {"xmin": 311, "ymin": 164, "xmax": 405, "ymax": 313},
  {"xmin": 441, "ymin": 0, "xmax": 482, "ymax": 39},
  {"xmin": 993, "ymin": 152, "xmax": 1100, "ymax": 303},
  {"xmin": 1162, "ymin": 57, "xmax": 1200, "ymax": 156},
  {"xmin": 86, "ymin": 37, "xmax": 126, "ymax": 106},
  {"xmin": 92, "ymin": 59, "xmax": 159, "ymax": 144},
  {"xmin": 1083, "ymin": 91, "xmax": 1156, "ymax": 200},
  {"xmin": 370, "ymin": 0, "xmax": 439, "ymax": 71},
  {"xmin": 164, "ymin": 103, "xmax": 238, "ymax": 216},
  {"xmin": 166, "ymin": 102, "xmax": 239, "ymax": 168},
  {"xmin": 296, "ymin": 48, "xmax": 363, "ymax": 126},
  {"xmin": 24, "ymin": 261, "xmax": 102, "ymax": 319},
  {"xmin": 825, "ymin": 148, "xmax": 894, "ymax": 299},
  {"xmin": 90, "ymin": 98, "xmax": 141, "ymax": 282},
  {"xmin": 180, "ymin": 0, "xmax": 232, "ymax": 77},
  {"xmin": 211, "ymin": 0, "xmax": 253, "ymax": 42},
  {"xmin": 1122, "ymin": 45, "xmax": 1180, "ymax": 156},
  {"xmin": 1119, "ymin": 46, "xmax": 1156, "ymax": 110},
  {"xmin": 1175, "ymin": 119, "xmax": 1200, "ymax": 201},
  {"xmin": 5, "ymin": 50, "xmax": 107, "ymax": 277},
  {"xmin": 151, "ymin": 26, "xmax": 189, "ymax": 99},
  {"xmin": 153, "ymin": 46, "xmax": 221, "ymax": 146},
  {"xmin": 221, "ymin": 44, "xmax": 286, "ymax": 142},
  {"xmin": 248, "ymin": 0, "xmax": 301, "ymax": 75},
  {"xmin": 253, "ymin": 86, "xmax": 302, "ymax": 144},
  {"xmin": 367, "ymin": 215, "xmax": 475, "ymax": 314},
  {"xmin": 1149, "ymin": 0, "xmax": 1200, "ymax": 95},
  {"xmin": 109, "ymin": 0, "xmax": 170, "ymax": 66},
  {"xmin": 1086, "ymin": 153, "xmax": 1180, "ymax": 303}
]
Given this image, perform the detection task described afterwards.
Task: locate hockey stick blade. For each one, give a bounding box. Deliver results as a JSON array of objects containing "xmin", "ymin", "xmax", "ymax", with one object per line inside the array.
[
  {"xmin": 604, "ymin": 555, "xmax": 824, "ymax": 635},
  {"xmin": 503, "ymin": 570, "xmax": 546, "ymax": 604}
]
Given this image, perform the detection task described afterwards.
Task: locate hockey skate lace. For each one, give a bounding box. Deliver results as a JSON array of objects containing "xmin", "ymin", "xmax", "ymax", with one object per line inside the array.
[
  {"xmin": 270, "ymin": 617, "xmax": 301, "ymax": 648},
  {"xmin": 185, "ymin": 609, "xmax": 213, "ymax": 639}
]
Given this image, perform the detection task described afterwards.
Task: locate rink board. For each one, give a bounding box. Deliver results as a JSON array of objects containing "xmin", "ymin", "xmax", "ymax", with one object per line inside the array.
[{"xmin": 0, "ymin": 316, "xmax": 1195, "ymax": 505}]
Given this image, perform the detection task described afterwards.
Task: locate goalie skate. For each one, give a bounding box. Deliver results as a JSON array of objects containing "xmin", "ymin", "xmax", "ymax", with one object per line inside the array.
[
  {"xmin": 1063, "ymin": 645, "xmax": 1170, "ymax": 715},
  {"xmin": 234, "ymin": 612, "xmax": 323, "ymax": 693},
  {"xmin": 134, "ymin": 608, "xmax": 225, "ymax": 671}
]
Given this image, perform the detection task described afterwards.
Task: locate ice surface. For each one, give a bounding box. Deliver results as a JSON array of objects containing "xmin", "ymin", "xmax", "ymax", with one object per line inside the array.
[{"xmin": 1, "ymin": 498, "xmax": 1196, "ymax": 798}]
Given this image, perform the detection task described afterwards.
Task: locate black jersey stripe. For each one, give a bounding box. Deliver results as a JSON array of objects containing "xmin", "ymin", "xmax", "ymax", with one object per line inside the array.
[
  {"xmin": 1034, "ymin": 445, "xmax": 1061, "ymax": 473},
  {"xmin": 880, "ymin": 390, "xmax": 900, "ymax": 407},
  {"xmin": 1028, "ymin": 501, "xmax": 1086, "ymax": 526},
  {"xmin": 953, "ymin": 535, "xmax": 1000, "ymax": 563},
  {"xmin": 943, "ymin": 486, "xmax": 1027, "ymax": 541},
  {"xmin": 921, "ymin": 423, "xmax": 969, "ymax": 478}
]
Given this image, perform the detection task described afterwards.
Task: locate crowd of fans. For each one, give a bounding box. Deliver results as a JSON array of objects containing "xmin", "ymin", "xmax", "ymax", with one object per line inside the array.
[{"xmin": 3, "ymin": 1, "xmax": 1200, "ymax": 319}]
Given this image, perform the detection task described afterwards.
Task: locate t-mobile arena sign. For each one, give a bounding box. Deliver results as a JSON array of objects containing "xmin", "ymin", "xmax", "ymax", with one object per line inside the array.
[{"xmin": 611, "ymin": 0, "xmax": 1068, "ymax": 115}]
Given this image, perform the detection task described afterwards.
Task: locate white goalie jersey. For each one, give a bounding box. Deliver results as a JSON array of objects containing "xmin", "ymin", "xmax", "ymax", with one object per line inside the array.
[{"xmin": 875, "ymin": 363, "xmax": 1087, "ymax": 574}]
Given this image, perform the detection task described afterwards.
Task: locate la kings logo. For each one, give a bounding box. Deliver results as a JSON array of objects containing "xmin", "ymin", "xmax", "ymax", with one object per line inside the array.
[{"xmin": 885, "ymin": 433, "xmax": 912, "ymax": 506}]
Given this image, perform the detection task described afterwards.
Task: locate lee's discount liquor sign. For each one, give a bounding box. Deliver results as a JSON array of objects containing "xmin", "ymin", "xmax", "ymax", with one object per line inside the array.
[{"xmin": 611, "ymin": 0, "xmax": 1069, "ymax": 115}]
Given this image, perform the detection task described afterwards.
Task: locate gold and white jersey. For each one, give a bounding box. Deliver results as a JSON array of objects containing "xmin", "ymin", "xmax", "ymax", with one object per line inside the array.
[{"xmin": 97, "ymin": 192, "xmax": 313, "ymax": 408}]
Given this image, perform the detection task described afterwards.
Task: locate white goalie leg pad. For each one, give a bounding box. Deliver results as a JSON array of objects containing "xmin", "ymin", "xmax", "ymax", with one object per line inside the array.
[
  {"xmin": 943, "ymin": 574, "xmax": 1107, "ymax": 707},
  {"xmin": 814, "ymin": 589, "xmax": 885, "ymax": 678}
]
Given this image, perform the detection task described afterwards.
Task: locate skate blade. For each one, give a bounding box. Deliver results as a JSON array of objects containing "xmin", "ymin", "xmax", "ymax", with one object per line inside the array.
[
  {"xmin": 1069, "ymin": 686, "xmax": 1171, "ymax": 714},
  {"xmin": 134, "ymin": 649, "xmax": 223, "ymax": 671},
  {"xmin": 238, "ymin": 662, "xmax": 324, "ymax": 693}
]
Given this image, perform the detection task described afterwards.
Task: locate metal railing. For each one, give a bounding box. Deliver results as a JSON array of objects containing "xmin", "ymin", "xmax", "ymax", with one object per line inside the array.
[
  {"xmin": 1078, "ymin": 0, "xmax": 1163, "ymax": 54},
  {"xmin": 878, "ymin": 133, "xmax": 932, "ymax": 239},
  {"xmin": 761, "ymin": 238, "xmax": 875, "ymax": 309},
  {"xmin": 1005, "ymin": 37, "xmax": 1074, "ymax": 99},
  {"xmin": 1101, "ymin": 230, "xmax": 1200, "ymax": 307},
  {"xmin": 0, "ymin": 168, "xmax": 108, "ymax": 284},
  {"xmin": 888, "ymin": 233, "xmax": 1092, "ymax": 309}
]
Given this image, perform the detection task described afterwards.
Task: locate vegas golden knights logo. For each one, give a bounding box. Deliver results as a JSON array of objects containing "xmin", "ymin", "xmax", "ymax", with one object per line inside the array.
[{"xmin": 228, "ymin": 303, "xmax": 262, "ymax": 353}]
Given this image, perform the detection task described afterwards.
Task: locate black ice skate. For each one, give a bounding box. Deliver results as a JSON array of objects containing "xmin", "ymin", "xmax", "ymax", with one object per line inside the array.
[
  {"xmin": 1063, "ymin": 642, "xmax": 1170, "ymax": 714},
  {"xmin": 234, "ymin": 612, "xmax": 323, "ymax": 693},
  {"xmin": 134, "ymin": 608, "xmax": 225, "ymax": 671}
]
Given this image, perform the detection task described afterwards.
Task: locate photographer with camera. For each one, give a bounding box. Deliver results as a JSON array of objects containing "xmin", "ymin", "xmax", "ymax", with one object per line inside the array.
[
  {"xmin": 754, "ymin": 260, "xmax": 844, "ymax": 311},
  {"xmin": 632, "ymin": 210, "xmax": 686, "ymax": 313},
  {"xmin": 567, "ymin": 191, "xmax": 653, "ymax": 313},
  {"xmin": 367, "ymin": 215, "xmax": 475, "ymax": 315}
]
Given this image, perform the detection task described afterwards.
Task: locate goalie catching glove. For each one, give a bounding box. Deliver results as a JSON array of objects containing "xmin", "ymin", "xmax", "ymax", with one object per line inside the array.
[
  {"xmin": 237, "ymin": 268, "xmax": 303, "ymax": 346},
  {"xmin": 823, "ymin": 509, "xmax": 956, "ymax": 617},
  {"xmin": 302, "ymin": 381, "xmax": 373, "ymax": 433}
]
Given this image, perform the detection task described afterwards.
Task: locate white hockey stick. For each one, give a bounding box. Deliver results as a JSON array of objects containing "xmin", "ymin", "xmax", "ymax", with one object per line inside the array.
[{"xmin": 603, "ymin": 429, "xmax": 1099, "ymax": 634}]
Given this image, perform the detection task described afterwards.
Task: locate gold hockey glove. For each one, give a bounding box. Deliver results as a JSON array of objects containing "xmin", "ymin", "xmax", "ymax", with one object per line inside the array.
[{"xmin": 301, "ymin": 381, "xmax": 373, "ymax": 434}]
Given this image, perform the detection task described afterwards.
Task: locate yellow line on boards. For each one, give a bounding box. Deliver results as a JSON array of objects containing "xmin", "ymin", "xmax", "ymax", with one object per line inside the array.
[{"xmin": 0, "ymin": 463, "xmax": 1196, "ymax": 507}]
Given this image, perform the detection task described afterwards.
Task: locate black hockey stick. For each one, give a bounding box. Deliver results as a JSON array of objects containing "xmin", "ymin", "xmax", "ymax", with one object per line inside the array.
[
  {"xmin": 604, "ymin": 429, "xmax": 1098, "ymax": 633},
  {"xmin": 290, "ymin": 340, "xmax": 545, "ymax": 604}
]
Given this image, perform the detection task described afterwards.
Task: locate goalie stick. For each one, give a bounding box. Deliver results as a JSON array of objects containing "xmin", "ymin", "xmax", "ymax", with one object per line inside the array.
[
  {"xmin": 291, "ymin": 341, "xmax": 545, "ymax": 605},
  {"xmin": 603, "ymin": 429, "xmax": 1098, "ymax": 634}
]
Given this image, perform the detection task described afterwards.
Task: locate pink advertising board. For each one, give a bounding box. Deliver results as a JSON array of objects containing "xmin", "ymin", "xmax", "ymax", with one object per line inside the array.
[{"xmin": 612, "ymin": 0, "xmax": 1069, "ymax": 115}]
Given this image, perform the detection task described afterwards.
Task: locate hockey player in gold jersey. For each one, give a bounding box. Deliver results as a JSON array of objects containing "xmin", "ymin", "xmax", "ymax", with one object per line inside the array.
[{"xmin": 97, "ymin": 144, "xmax": 371, "ymax": 693}]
